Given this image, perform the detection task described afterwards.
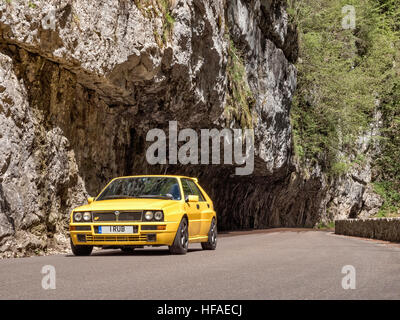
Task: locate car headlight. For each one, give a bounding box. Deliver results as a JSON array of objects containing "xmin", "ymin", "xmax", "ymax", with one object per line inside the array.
[
  {"xmin": 144, "ymin": 211, "xmax": 154, "ymax": 221},
  {"xmin": 154, "ymin": 211, "xmax": 164, "ymax": 221},
  {"xmin": 74, "ymin": 212, "xmax": 82, "ymax": 222},
  {"xmin": 83, "ymin": 212, "xmax": 92, "ymax": 222}
]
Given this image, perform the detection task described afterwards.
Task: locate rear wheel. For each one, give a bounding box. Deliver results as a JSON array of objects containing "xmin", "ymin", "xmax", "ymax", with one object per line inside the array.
[
  {"xmin": 169, "ymin": 217, "xmax": 189, "ymax": 255},
  {"xmin": 201, "ymin": 218, "xmax": 217, "ymax": 250},
  {"xmin": 70, "ymin": 239, "xmax": 93, "ymax": 256}
]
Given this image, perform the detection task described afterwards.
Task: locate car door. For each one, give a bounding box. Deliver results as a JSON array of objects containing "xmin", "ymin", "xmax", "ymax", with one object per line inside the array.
[
  {"xmin": 181, "ymin": 179, "xmax": 201, "ymax": 237},
  {"xmin": 193, "ymin": 182, "xmax": 215, "ymax": 236},
  {"xmin": 185, "ymin": 179, "xmax": 211, "ymax": 238}
]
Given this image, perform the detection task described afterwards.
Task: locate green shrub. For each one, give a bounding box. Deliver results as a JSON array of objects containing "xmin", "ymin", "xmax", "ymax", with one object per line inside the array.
[
  {"xmin": 373, "ymin": 181, "xmax": 400, "ymax": 217},
  {"xmin": 316, "ymin": 221, "xmax": 336, "ymax": 229},
  {"xmin": 134, "ymin": 0, "xmax": 175, "ymax": 46},
  {"xmin": 288, "ymin": 0, "xmax": 400, "ymax": 186},
  {"xmin": 225, "ymin": 36, "xmax": 256, "ymax": 129}
]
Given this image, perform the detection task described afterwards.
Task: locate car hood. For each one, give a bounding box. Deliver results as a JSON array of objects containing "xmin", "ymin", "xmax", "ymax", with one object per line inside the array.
[{"xmin": 74, "ymin": 199, "xmax": 182, "ymax": 212}]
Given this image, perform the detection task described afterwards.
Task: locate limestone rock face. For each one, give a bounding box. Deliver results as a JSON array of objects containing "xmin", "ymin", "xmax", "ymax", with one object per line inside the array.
[
  {"xmin": 322, "ymin": 113, "xmax": 384, "ymax": 222},
  {"xmin": 0, "ymin": 52, "xmax": 87, "ymax": 256},
  {"xmin": 227, "ymin": 0, "xmax": 297, "ymax": 175},
  {"xmin": 0, "ymin": 0, "xmax": 382, "ymax": 256}
]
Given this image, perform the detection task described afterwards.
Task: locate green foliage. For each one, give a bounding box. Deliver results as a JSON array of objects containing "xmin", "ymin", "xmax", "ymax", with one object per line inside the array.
[
  {"xmin": 289, "ymin": 0, "xmax": 400, "ymax": 182},
  {"xmin": 375, "ymin": 77, "xmax": 400, "ymax": 189},
  {"xmin": 2, "ymin": 0, "xmax": 36, "ymax": 6},
  {"xmin": 315, "ymin": 221, "xmax": 335, "ymax": 229},
  {"xmin": 225, "ymin": 37, "xmax": 256, "ymax": 129},
  {"xmin": 160, "ymin": 0, "xmax": 175, "ymax": 43},
  {"xmin": 289, "ymin": 0, "xmax": 400, "ymax": 214},
  {"xmin": 330, "ymin": 160, "xmax": 351, "ymax": 177},
  {"xmin": 134, "ymin": 0, "xmax": 175, "ymax": 46},
  {"xmin": 373, "ymin": 181, "xmax": 400, "ymax": 217}
]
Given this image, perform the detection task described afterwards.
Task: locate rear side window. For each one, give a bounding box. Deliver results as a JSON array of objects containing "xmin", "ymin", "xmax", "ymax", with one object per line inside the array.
[
  {"xmin": 182, "ymin": 179, "xmax": 205, "ymax": 201},
  {"xmin": 181, "ymin": 179, "xmax": 193, "ymax": 199}
]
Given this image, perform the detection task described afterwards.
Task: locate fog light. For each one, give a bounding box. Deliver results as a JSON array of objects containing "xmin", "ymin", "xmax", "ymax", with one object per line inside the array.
[
  {"xmin": 147, "ymin": 234, "xmax": 156, "ymax": 242},
  {"xmin": 77, "ymin": 234, "xmax": 86, "ymax": 242}
]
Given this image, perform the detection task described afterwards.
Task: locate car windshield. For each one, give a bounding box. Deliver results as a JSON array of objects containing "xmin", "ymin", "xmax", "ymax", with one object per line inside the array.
[{"xmin": 96, "ymin": 177, "xmax": 181, "ymax": 201}]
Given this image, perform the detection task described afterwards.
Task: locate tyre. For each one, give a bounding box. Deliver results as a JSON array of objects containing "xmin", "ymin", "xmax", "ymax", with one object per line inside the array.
[
  {"xmin": 169, "ymin": 217, "xmax": 189, "ymax": 255},
  {"xmin": 201, "ymin": 218, "xmax": 217, "ymax": 250},
  {"xmin": 120, "ymin": 247, "xmax": 135, "ymax": 253},
  {"xmin": 70, "ymin": 239, "xmax": 93, "ymax": 256}
]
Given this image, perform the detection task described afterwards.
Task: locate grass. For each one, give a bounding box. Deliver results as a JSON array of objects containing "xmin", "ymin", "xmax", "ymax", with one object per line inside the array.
[
  {"xmin": 315, "ymin": 221, "xmax": 336, "ymax": 230},
  {"xmin": 3, "ymin": 0, "xmax": 36, "ymax": 6},
  {"xmin": 225, "ymin": 36, "xmax": 256, "ymax": 129},
  {"xmin": 373, "ymin": 181, "xmax": 400, "ymax": 217},
  {"xmin": 375, "ymin": 212, "xmax": 400, "ymax": 218},
  {"xmin": 134, "ymin": 0, "xmax": 175, "ymax": 46}
]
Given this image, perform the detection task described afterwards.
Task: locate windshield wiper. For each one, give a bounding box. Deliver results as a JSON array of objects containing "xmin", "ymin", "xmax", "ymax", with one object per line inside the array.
[
  {"xmin": 100, "ymin": 195, "xmax": 138, "ymax": 200},
  {"xmin": 136, "ymin": 195, "xmax": 173, "ymax": 200}
]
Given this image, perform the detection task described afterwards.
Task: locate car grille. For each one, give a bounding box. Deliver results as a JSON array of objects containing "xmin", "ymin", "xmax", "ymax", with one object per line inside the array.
[
  {"xmin": 92, "ymin": 211, "xmax": 143, "ymax": 222},
  {"xmin": 85, "ymin": 235, "xmax": 147, "ymax": 242}
]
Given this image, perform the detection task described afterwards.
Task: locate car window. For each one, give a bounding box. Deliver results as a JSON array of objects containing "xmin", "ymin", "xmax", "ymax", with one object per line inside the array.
[
  {"xmin": 182, "ymin": 179, "xmax": 205, "ymax": 201},
  {"xmin": 181, "ymin": 179, "xmax": 193, "ymax": 199}
]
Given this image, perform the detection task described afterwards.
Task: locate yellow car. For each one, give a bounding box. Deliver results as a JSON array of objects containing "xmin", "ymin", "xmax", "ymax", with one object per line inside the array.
[{"xmin": 69, "ymin": 175, "xmax": 217, "ymax": 256}]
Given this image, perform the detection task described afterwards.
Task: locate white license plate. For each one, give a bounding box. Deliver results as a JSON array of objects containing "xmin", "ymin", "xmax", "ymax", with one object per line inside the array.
[{"xmin": 98, "ymin": 226, "xmax": 135, "ymax": 234}]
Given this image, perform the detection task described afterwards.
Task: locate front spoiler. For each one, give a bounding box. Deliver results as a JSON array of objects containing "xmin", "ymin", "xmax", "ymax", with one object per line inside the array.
[{"xmin": 69, "ymin": 221, "xmax": 179, "ymax": 247}]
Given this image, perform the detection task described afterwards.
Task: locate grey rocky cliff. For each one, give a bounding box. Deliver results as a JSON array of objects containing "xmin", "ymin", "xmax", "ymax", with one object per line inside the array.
[
  {"xmin": 323, "ymin": 110, "xmax": 384, "ymax": 222},
  {"xmin": 0, "ymin": 0, "xmax": 382, "ymax": 257},
  {"xmin": 0, "ymin": 51, "xmax": 88, "ymax": 255}
]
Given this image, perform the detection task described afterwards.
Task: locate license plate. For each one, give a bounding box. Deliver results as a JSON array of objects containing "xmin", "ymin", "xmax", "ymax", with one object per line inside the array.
[{"xmin": 97, "ymin": 226, "xmax": 136, "ymax": 234}]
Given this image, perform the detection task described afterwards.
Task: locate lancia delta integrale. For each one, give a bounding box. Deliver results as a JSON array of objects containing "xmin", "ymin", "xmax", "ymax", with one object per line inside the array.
[{"xmin": 69, "ymin": 175, "xmax": 217, "ymax": 255}]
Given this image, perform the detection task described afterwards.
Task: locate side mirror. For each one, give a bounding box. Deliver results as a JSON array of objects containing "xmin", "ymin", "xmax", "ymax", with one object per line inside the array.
[
  {"xmin": 186, "ymin": 195, "xmax": 199, "ymax": 202},
  {"xmin": 88, "ymin": 197, "xmax": 94, "ymax": 204}
]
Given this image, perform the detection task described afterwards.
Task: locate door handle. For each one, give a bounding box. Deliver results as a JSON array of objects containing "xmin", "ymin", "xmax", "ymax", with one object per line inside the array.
[{"xmin": 196, "ymin": 204, "xmax": 200, "ymax": 209}]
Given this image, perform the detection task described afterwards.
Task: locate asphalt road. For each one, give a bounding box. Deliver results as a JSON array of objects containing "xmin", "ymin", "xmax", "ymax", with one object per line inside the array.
[{"xmin": 0, "ymin": 229, "xmax": 399, "ymax": 299}]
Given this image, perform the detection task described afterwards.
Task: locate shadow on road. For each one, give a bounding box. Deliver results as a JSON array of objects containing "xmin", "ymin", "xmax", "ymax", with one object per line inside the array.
[
  {"xmin": 219, "ymin": 227, "xmax": 317, "ymax": 237},
  {"xmin": 65, "ymin": 247, "xmax": 203, "ymax": 257}
]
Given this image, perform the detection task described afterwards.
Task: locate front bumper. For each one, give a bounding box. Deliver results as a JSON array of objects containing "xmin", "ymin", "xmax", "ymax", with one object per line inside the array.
[{"xmin": 69, "ymin": 221, "xmax": 179, "ymax": 247}]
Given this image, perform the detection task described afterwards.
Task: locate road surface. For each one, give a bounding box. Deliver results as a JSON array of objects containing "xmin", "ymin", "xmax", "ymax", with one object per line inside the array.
[{"xmin": 0, "ymin": 229, "xmax": 399, "ymax": 299}]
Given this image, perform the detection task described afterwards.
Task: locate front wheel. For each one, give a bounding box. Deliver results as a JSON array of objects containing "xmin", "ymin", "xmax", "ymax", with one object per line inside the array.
[
  {"xmin": 169, "ymin": 217, "xmax": 189, "ymax": 255},
  {"xmin": 70, "ymin": 239, "xmax": 93, "ymax": 256},
  {"xmin": 201, "ymin": 218, "xmax": 217, "ymax": 250}
]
